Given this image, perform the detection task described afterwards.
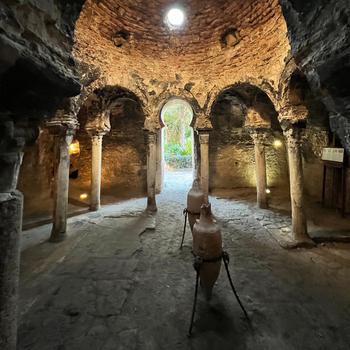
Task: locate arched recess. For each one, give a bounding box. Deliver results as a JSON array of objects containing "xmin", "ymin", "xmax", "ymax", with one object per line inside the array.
[
  {"xmin": 155, "ymin": 97, "xmax": 197, "ymax": 192},
  {"xmin": 209, "ymin": 83, "xmax": 289, "ymax": 193},
  {"xmin": 71, "ymin": 85, "xmax": 147, "ymax": 204}
]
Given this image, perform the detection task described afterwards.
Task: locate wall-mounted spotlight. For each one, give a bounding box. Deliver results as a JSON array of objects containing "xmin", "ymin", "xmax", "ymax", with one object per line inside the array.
[{"xmin": 273, "ymin": 139, "xmax": 283, "ymax": 149}]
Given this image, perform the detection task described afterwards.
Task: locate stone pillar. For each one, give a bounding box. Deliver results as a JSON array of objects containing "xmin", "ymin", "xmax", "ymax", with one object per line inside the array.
[
  {"xmin": 155, "ymin": 129, "xmax": 163, "ymax": 193},
  {"xmin": 47, "ymin": 114, "xmax": 79, "ymax": 242},
  {"xmin": 0, "ymin": 191, "xmax": 22, "ymax": 350},
  {"xmin": 146, "ymin": 131, "xmax": 157, "ymax": 212},
  {"xmin": 283, "ymin": 124, "xmax": 314, "ymax": 246},
  {"xmin": 199, "ymin": 132, "xmax": 210, "ymax": 201},
  {"xmin": 86, "ymin": 110, "xmax": 111, "ymax": 211},
  {"xmin": 250, "ymin": 130, "xmax": 268, "ymax": 209},
  {"xmin": 0, "ymin": 117, "xmax": 36, "ymax": 350},
  {"xmin": 193, "ymin": 131, "xmax": 201, "ymax": 180},
  {"xmin": 89, "ymin": 133, "xmax": 104, "ymax": 211}
]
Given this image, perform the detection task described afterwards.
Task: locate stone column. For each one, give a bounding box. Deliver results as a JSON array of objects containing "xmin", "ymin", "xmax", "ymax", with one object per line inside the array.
[
  {"xmin": 47, "ymin": 114, "xmax": 79, "ymax": 242},
  {"xmin": 89, "ymin": 133, "xmax": 104, "ymax": 211},
  {"xmin": 283, "ymin": 124, "xmax": 314, "ymax": 246},
  {"xmin": 155, "ymin": 129, "xmax": 163, "ymax": 193},
  {"xmin": 193, "ymin": 131, "xmax": 201, "ymax": 180},
  {"xmin": 0, "ymin": 117, "xmax": 36, "ymax": 350},
  {"xmin": 86, "ymin": 110, "xmax": 111, "ymax": 211},
  {"xmin": 250, "ymin": 130, "xmax": 268, "ymax": 209},
  {"xmin": 146, "ymin": 131, "xmax": 158, "ymax": 212},
  {"xmin": 199, "ymin": 132, "xmax": 210, "ymax": 201}
]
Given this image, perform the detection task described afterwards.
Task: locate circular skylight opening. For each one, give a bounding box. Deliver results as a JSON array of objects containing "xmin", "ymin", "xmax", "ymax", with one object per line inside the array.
[{"xmin": 166, "ymin": 8, "xmax": 185, "ymax": 28}]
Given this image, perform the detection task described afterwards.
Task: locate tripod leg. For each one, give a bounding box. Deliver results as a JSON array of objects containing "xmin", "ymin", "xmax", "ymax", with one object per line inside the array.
[
  {"xmin": 188, "ymin": 271, "xmax": 200, "ymax": 337},
  {"xmin": 223, "ymin": 256, "xmax": 250, "ymax": 322},
  {"xmin": 180, "ymin": 209, "xmax": 188, "ymax": 249}
]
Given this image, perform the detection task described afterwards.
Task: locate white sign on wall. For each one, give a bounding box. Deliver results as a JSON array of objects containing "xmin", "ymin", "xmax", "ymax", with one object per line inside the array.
[{"xmin": 321, "ymin": 148, "xmax": 345, "ymax": 163}]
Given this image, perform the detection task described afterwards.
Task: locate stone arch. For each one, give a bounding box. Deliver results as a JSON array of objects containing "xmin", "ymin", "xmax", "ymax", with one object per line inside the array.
[
  {"xmin": 210, "ymin": 82, "xmax": 280, "ymax": 131},
  {"xmin": 209, "ymin": 80, "xmax": 279, "ymax": 116},
  {"xmin": 72, "ymin": 84, "xmax": 148, "ymax": 202},
  {"xmin": 209, "ymin": 81, "xmax": 289, "ymax": 192},
  {"xmin": 155, "ymin": 89, "xmax": 202, "ymax": 129}
]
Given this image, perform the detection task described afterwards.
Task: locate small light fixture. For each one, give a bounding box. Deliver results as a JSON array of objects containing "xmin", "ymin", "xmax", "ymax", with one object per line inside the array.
[
  {"xmin": 80, "ymin": 193, "xmax": 88, "ymax": 200},
  {"xmin": 166, "ymin": 8, "xmax": 185, "ymax": 28},
  {"xmin": 266, "ymin": 189, "xmax": 271, "ymax": 194},
  {"xmin": 273, "ymin": 139, "xmax": 283, "ymax": 149},
  {"xmin": 69, "ymin": 140, "xmax": 80, "ymax": 155}
]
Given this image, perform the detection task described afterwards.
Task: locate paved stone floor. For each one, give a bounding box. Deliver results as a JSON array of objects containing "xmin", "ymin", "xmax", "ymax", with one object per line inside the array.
[{"xmin": 19, "ymin": 171, "xmax": 350, "ymax": 349}]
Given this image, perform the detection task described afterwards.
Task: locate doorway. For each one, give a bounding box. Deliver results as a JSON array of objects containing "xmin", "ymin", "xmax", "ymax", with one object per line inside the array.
[{"xmin": 159, "ymin": 98, "xmax": 194, "ymax": 191}]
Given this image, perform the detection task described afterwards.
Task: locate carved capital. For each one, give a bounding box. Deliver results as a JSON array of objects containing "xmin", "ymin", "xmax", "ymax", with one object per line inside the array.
[
  {"xmin": 279, "ymin": 104, "xmax": 309, "ymax": 123},
  {"xmin": 86, "ymin": 110, "xmax": 111, "ymax": 137},
  {"xmin": 0, "ymin": 114, "xmax": 38, "ymax": 193},
  {"xmin": 283, "ymin": 124, "xmax": 303, "ymax": 151},
  {"xmin": 198, "ymin": 133, "xmax": 210, "ymax": 145},
  {"xmin": 146, "ymin": 131, "xmax": 157, "ymax": 145},
  {"xmin": 249, "ymin": 129, "xmax": 269, "ymax": 145},
  {"xmin": 46, "ymin": 108, "xmax": 79, "ymax": 137},
  {"xmin": 91, "ymin": 134, "xmax": 103, "ymax": 146},
  {"xmin": 194, "ymin": 111, "xmax": 212, "ymax": 131}
]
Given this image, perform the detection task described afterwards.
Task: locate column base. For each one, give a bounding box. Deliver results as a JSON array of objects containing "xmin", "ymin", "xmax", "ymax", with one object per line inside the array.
[
  {"xmin": 49, "ymin": 229, "xmax": 67, "ymax": 243},
  {"xmin": 285, "ymin": 233, "xmax": 316, "ymax": 249},
  {"xmin": 258, "ymin": 201, "xmax": 268, "ymax": 209},
  {"xmin": 146, "ymin": 198, "xmax": 157, "ymax": 213},
  {"xmin": 90, "ymin": 204, "xmax": 100, "ymax": 212}
]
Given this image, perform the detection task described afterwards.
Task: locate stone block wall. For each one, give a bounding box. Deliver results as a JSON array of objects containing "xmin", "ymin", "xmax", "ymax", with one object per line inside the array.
[
  {"xmin": 209, "ymin": 128, "xmax": 289, "ymax": 191},
  {"xmin": 17, "ymin": 129, "xmax": 54, "ymax": 219}
]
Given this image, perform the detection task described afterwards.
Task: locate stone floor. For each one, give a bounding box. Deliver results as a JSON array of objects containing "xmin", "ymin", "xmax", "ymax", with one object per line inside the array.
[{"xmin": 19, "ymin": 171, "xmax": 350, "ymax": 350}]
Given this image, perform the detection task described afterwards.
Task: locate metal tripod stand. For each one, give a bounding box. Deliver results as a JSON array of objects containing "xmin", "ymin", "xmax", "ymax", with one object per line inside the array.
[
  {"xmin": 180, "ymin": 208, "xmax": 188, "ymax": 249},
  {"xmin": 188, "ymin": 251, "xmax": 250, "ymax": 336}
]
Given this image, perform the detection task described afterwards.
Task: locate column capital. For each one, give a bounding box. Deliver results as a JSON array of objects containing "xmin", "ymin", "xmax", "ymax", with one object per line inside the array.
[
  {"xmin": 278, "ymin": 104, "xmax": 309, "ymax": 123},
  {"xmin": 145, "ymin": 130, "xmax": 157, "ymax": 144},
  {"xmin": 0, "ymin": 115, "xmax": 38, "ymax": 193},
  {"xmin": 90, "ymin": 134, "xmax": 103, "ymax": 145},
  {"xmin": 85, "ymin": 110, "xmax": 111, "ymax": 137},
  {"xmin": 198, "ymin": 132, "xmax": 210, "ymax": 144},
  {"xmin": 248, "ymin": 128, "xmax": 269, "ymax": 145},
  {"xmin": 46, "ymin": 109, "xmax": 79, "ymax": 136},
  {"xmin": 194, "ymin": 111, "xmax": 213, "ymax": 130},
  {"xmin": 282, "ymin": 123, "xmax": 304, "ymax": 151}
]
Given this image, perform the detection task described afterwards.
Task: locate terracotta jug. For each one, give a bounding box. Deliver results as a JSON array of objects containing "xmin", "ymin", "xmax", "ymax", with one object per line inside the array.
[
  {"xmin": 193, "ymin": 203, "xmax": 222, "ymax": 300},
  {"xmin": 187, "ymin": 179, "xmax": 205, "ymax": 232}
]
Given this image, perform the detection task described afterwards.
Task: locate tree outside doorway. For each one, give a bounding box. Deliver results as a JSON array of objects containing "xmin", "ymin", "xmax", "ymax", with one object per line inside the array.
[{"xmin": 161, "ymin": 99, "xmax": 194, "ymax": 171}]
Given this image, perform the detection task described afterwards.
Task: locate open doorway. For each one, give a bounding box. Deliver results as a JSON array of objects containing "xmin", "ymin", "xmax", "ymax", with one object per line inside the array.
[{"xmin": 159, "ymin": 98, "xmax": 194, "ymax": 190}]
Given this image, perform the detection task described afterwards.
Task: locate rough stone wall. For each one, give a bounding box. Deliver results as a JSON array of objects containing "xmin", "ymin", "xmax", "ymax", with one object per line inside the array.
[
  {"xmin": 0, "ymin": 0, "xmax": 84, "ymax": 116},
  {"xmin": 209, "ymin": 128, "xmax": 289, "ymax": 190},
  {"xmin": 17, "ymin": 129, "xmax": 54, "ymax": 218},
  {"xmin": 279, "ymin": 0, "xmax": 350, "ymax": 153}
]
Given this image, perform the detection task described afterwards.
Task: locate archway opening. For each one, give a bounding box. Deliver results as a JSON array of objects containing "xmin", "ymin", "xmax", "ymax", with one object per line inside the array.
[{"xmin": 160, "ymin": 98, "xmax": 194, "ymax": 190}]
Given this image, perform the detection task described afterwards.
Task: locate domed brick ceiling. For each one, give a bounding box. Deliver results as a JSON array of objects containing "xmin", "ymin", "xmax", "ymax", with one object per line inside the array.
[{"xmin": 74, "ymin": 0, "xmax": 290, "ymax": 108}]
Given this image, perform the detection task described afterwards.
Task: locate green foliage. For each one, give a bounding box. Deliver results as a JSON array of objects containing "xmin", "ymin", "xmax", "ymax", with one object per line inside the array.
[
  {"xmin": 165, "ymin": 154, "xmax": 192, "ymax": 169},
  {"xmin": 162, "ymin": 99, "xmax": 193, "ymax": 169}
]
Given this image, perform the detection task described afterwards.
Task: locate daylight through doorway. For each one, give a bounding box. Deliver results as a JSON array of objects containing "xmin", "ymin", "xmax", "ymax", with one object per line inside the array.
[{"xmin": 160, "ymin": 99, "xmax": 194, "ymax": 188}]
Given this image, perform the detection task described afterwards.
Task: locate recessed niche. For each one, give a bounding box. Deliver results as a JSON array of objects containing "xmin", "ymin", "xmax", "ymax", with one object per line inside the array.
[
  {"xmin": 112, "ymin": 30, "xmax": 131, "ymax": 48},
  {"xmin": 221, "ymin": 28, "xmax": 241, "ymax": 48}
]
